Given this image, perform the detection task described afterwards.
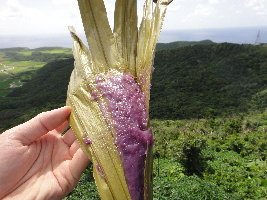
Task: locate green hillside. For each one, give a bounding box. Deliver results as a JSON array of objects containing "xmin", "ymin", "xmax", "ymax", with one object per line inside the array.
[
  {"xmin": 0, "ymin": 58, "xmax": 74, "ymax": 131},
  {"xmin": 0, "ymin": 43, "xmax": 267, "ymax": 130},
  {"xmin": 0, "ymin": 43, "xmax": 266, "ymax": 199},
  {"xmin": 156, "ymin": 40, "xmax": 214, "ymax": 51},
  {"xmin": 0, "ymin": 47, "xmax": 72, "ymax": 97},
  {"xmin": 150, "ymin": 43, "xmax": 267, "ymax": 119}
]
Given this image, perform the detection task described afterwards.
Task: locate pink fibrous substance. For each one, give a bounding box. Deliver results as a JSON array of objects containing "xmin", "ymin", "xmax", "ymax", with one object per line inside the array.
[
  {"xmin": 90, "ymin": 90, "xmax": 98, "ymax": 101},
  {"xmin": 96, "ymin": 164, "xmax": 105, "ymax": 179},
  {"xmin": 96, "ymin": 74, "xmax": 153, "ymax": 200},
  {"xmin": 83, "ymin": 135, "xmax": 92, "ymax": 145}
]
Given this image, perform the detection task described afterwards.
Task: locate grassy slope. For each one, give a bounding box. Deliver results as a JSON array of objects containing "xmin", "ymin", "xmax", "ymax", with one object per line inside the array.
[
  {"xmin": 0, "ymin": 43, "xmax": 266, "ymax": 199},
  {"xmin": 150, "ymin": 43, "xmax": 267, "ymax": 119},
  {"xmin": 66, "ymin": 111, "xmax": 267, "ymax": 200},
  {"xmin": 156, "ymin": 40, "xmax": 214, "ymax": 51},
  {"xmin": 0, "ymin": 47, "xmax": 72, "ymax": 97},
  {"xmin": 1, "ymin": 42, "xmax": 267, "ymax": 130},
  {"xmin": 0, "ymin": 58, "xmax": 74, "ymax": 131}
]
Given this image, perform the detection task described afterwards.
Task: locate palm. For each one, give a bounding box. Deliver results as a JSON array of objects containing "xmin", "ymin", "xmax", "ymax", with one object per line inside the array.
[
  {"xmin": 0, "ymin": 107, "xmax": 89, "ymax": 200},
  {"xmin": 13, "ymin": 131, "xmax": 80, "ymax": 199}
]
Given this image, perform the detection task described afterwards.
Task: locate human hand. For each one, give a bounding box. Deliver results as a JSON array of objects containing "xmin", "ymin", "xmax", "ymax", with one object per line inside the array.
[{"xmin": 0, "ymin": 106, "xmax": 89, "ymax": 200}]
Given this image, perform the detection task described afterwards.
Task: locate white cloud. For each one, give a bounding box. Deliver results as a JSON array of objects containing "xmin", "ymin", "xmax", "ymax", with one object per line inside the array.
[
  {"xmin": 245, "ymin": 0, "xmax": 266, "ymax": 16},
  {"xmin": 0, "ymin": 0, "xmax": 44, "ymax": 35},
  {"xmin": 0, "ymin": 0, "xmax": 82, "ymax": 35},
  {"xmin": 209, "ymin": 0, "xmax": 219, "ymax": 4},
  {"xmin": 235, "ymin": 9, "xmax": 242, "ymax": 14},
  {"xmin": 0, "ymin": 0, "xmax": 40, "ymax": 19},
  {"xmin": 51, "ymin": 0, "xmax": 73, "ymax": 6},
  {"xmin": 194, "ymin": 4, "xmax": 215, "ymax": 16},
  {"xmin": 1, "ymin": 0, "xmax": 267, "ymax": 36},
  {"xmin": 208, "ymin": 0, "xmax": 226, "ymax": 5},
  {"xmin": 167, "ymin": 0, "xmax": 181, "ymax": 12},
  {"xmin": 245, "ymin": 0, "xmax": 264, "ymax": 7}
]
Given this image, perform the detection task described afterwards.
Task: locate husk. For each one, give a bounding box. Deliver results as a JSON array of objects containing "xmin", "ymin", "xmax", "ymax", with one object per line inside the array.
[{"xmin": 66, "ymin": 0, "xmax": 171, "ymax": 199}]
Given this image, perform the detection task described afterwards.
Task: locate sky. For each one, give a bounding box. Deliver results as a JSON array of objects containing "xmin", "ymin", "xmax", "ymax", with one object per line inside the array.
[{"xmin": 0, "ymin": 0, "xmax": 267, "ymax": 36}]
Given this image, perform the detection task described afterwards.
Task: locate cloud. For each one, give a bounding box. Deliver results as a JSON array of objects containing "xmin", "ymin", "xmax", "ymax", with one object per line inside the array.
[
  {"xmin": 5, "ymin": 0, "xmax": 22, "ymax": 18},
  {"xmin": 0, "ymin": 0, "xmax": 38, "ymax": 19},
  {"xmin": 193, "ymin": 4, "xmax": 215, "ymax": 16},
  {"xmin": 1, "ymin": 0, "xmax": 267, "ymax": 37},
  {"xmin": 0, "ymin": 0, "xmax": 43, "ymax": 32},
  {"xmin": 0, "ymin": 0, "xmax": 81, "ymax": 35},
  {"xmin": 209, "ymin": 0, "xmax": 219, "ymax": 4},
  {"xmin": 208, "ymin": 0, "xmax": 227, "ymax": 5},
  {"xmin": 51, "ymin": 0, "xmax": 73, "ymax": 6},
  {"xmin": 167, "ymin": 0, "xmax": 182, "ymax": 11},
  {"xmin": 245, "ymin": 0, "xmax": 267, "ymax": 16}
]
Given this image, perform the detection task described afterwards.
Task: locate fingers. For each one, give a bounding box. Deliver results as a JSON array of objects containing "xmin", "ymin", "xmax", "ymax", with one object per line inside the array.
[
  {"xmin": 69, "ymin": 148, "xmax": 90, "ymax": 180},
  {"xmin": 62, "ymin": 128, "xmax": 77, "ymax": 147},
  {"xmin": 55, "ymin": 120, "xmax": 70, "ymax": 134},
  {"xmin": 69, "ymin": 140, "xmax": 80, "ymax": 157},
  {"xmin": 7, "ymin": 106, "xmax": 71, "ymax": 144}
]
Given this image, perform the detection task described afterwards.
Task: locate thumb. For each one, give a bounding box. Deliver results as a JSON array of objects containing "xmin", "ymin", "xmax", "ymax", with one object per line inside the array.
[{"xmin": 5, "ymin": 106, "xmax": 71, "ymax": 144}]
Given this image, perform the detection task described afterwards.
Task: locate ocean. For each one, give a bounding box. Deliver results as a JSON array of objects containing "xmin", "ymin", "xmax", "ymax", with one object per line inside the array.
[{"xmin": 0, "ymin": 26, "xmax": 266, "ymax": 49}]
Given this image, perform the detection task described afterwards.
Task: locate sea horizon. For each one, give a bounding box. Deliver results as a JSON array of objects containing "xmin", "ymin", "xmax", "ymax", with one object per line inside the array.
[{"xmin": 0, "ymin": 26, "xmax": 266, "ymax": 49}]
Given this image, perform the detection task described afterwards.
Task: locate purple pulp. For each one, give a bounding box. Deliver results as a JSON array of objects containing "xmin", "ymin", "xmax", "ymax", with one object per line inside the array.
[
  {"xmin": 96, "ymin": 74, "xmax": 153, "ymax": 200},
  {"xmin": 83, "ymin": 136, "xmax": 92, "ymax": 145}
]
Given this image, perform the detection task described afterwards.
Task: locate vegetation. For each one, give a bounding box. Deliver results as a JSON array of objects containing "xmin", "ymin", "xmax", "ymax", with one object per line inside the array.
[
  {"xmin": 0, "ymin": 47, "xmax": 72, "ymax": 97},
  {"xmin": 156, "ymin": 40, "xmax": 214, "ymax": 51},
  {"xmin": 65, "ymin": 112, "xmax": 267, "ymax": 200},
  {"xmin": 151, "ymin": 43, "xmax": 267, "ymax": 119},
  {"xmin": 0, "ymin": 42, "xmax": 266, "ymax": 199},
  {"xmin": 0, "ymin": 58, "xmax": 74, "ymax": 131},
  {"xmin": 152, "ymin": 110, "xmax": 267, "ymax": 199}
]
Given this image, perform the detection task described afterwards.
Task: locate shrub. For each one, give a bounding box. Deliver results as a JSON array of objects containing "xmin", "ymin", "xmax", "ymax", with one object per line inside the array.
[
  {"xmin": 64, "ymin": 165, "xmax": 100, "ymax": 200},
  {"xmin": 154, "ymin": 175, "xmax": 234, "ymax": 200},
  {"xmin": 202, "ymin": 150, "xmax": 267, "ymax": 199},
  {"xmin": 165, "ymin": 132, "xmax": 207, "ymax": 176},
  {"xmin": 224, "ymin": 118, "xmax": 242, "ymax": 134}
]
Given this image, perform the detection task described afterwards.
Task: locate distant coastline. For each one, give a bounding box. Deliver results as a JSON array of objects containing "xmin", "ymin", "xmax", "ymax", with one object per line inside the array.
[
  {"xmin": 0, "ymin": 26, "xmax": 266, "ymax": 49},
  {"xmin": 159, "ymin": 26, "xmax": 267, "ymax": 44}
]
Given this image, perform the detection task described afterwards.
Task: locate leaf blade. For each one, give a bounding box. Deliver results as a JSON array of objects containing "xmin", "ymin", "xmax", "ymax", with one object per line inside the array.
[{"xmin": 114, "ymin": 0, "xmax": 138, "ymax": 76}]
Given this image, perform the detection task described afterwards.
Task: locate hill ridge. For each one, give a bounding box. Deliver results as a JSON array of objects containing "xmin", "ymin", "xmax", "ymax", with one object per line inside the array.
[{"xmin": 0, "ymin": 42, "xmax": 266, "ymax": 131}]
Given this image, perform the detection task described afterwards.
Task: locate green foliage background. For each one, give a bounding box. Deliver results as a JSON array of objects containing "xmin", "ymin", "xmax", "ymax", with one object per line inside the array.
[
  {"xmin": 0, "ymin": 43, "xmax": 266, "ymax": 199},
  {"xmin": 151, "ymin": 43, "xmax": 267, "ymax": 119}
]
